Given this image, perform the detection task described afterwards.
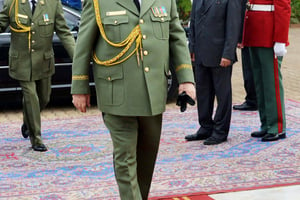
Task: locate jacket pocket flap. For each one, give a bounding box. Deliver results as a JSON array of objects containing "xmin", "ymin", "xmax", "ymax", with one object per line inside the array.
[
  {"xmin": 9, "ymin": 51, "xmax": 18, "ymax": 58},
  {"xmin": 97, "ymin": 67, "xmax": 123, "ymax": 81},
  {"xmin": 44, "ymin": 51, "xmax": 54, "ymax": 59},
  {"xmin": 102, "ymin": 15, "xmax": 129, "ymax": 25},
  {"xmin": 38, "ymin": 19, "xmax": 54, "ymax": 26},
  {"xmin": 150, "ymin": 13, "xmax": 170, "ymax": 22}
]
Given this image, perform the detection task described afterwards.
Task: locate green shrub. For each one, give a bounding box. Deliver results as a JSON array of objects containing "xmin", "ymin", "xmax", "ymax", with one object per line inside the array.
[
  {"xmin": 291, "ymin": 0, "xmax": 300, "ymax": 23},
  {"xmin": 176, "ymin": 0, "xmax": 192, "ymax": 25}
]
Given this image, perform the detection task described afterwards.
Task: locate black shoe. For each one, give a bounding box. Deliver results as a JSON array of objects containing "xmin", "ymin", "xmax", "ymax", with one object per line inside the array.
[
  {"xmin": 203, "ymin": 136, "xmax": 227, "ymax": 145},
  {"xmin": 32, "ymin": 144, "xmax": 48, "ymax": 152},
  {"xmin": 233, "ymin": 102, "xmax": 257, "ymax": 111},
  {"xmin": 185, "ymin": 129, "xmax": 211, "ymax": 141},
  {"xmin": 251, "ymin": 130, "xmax": 267, "ymax": 138},
  {"xmin": 261, "ymin": 132, "xmax": 286, "ymax": 142},
  {"xmin": 21, "ymin": 124, "xmax": 29, "ymax": 138}
]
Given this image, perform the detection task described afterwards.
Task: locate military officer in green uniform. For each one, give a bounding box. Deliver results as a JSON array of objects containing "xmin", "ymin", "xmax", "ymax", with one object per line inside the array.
[
  {"xmin": 0, "ymin": 0, "xmax": 75, "ymax": 151},
  {"xmin": 71, "ymin": 0, "xmax": 195, "ymax": 199}
]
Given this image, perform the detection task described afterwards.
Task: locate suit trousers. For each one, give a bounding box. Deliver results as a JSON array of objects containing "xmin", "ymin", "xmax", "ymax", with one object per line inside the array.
[
  {"xmin": 241, "ymin": 47, "xmax": 257, "ymax": 106},
  {"xmin": 249, "ymin": 47, "xmax": 286, "ymax": 133},
  {"xmin": 103, "ymin": 113, "xmax": 162, "ymax": 200},
  {"xmin": 19, "ymin": 77, "xmax": 51, "ymax": 146},
  {"xmin": 195, "ymin": 64, "xmax": 232, "ymax": 138}
]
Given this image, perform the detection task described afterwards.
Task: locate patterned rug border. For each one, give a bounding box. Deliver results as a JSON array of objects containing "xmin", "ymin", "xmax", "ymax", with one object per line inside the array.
[{"xmin": 150, "ymin": 182, "xmax": 300, "ymax": 199}]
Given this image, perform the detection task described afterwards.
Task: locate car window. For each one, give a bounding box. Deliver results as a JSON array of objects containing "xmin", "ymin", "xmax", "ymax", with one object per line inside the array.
[{"xmin": 63, "ymin": 8, "xmax": 81, "ymax": 31}]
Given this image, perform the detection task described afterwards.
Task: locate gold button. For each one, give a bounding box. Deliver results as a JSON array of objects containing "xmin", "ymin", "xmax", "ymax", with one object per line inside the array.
[
  {"xmin": 32, "ymin": 31, "xmax": 35, "ymax": 34},
  {"xmin": 142, "ymin": 35, "xmax": 147, "ymax": 40},
  {"xmin": 107, "ymin": 77, "xmax": 111, "ymax": 81},
  {"xmin": 114, "ymin": 20, "xmax": 118, "ymax": 24},
  {"xmin": 143, "ymin": 50, "xmax": 148, "ymax": 56},
  {"xmin": 161, "ymin": 18, "xmax": 164, "ymax": 22},
  {"xmin": 31, "ymin": 49, "xmax": 35, "ymax": 52},
  {"xmin": 139, "ymin": 19, "xmax": 144, "ymax": 24},
  {"xmin": 32, "ymin": 40, "xmax": 35, "ymax": 44},
  {"xmin": 144, "ymin": 67, "xmax": 149, "ymax": 72},
  {"xmin": 31, "ymin": 22, "xmax": 34, "ymax": 26}
]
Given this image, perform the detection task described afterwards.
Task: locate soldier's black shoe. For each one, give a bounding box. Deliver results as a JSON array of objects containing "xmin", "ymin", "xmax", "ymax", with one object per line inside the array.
[
  {"xmin": 32, "ymin": 144, "xmax": 48, "ymax": 152},
  {"xmin": 185, "ymin": 129, "xmax": 211, "ymax": 141},
  {"xmin": 233, "ymin": 102, "xmax": 257, "ymax": 111},
  {"xmin": 21, "ymin": 124, "xmax": 29, "ymax": 138},
  {"xmin": 203, "ymin": 136, "xmax": 227, "ymax": 145},
  {"xmin": 251, "ymin": 130, "xmax": 267, "ymax": 138},
  {"xmin": 261, "ymin": 132, "xmax": 286, "ymax": 142}
]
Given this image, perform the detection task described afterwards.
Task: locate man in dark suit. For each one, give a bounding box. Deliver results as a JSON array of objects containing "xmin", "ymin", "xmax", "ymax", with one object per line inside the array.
[
  {"xmin": 185, "ymin": 0, "xmax": 241, "ymax": 145},
  {"xmin": 0, "ymin": 0, "xmax": 75, "ymax": 151}
]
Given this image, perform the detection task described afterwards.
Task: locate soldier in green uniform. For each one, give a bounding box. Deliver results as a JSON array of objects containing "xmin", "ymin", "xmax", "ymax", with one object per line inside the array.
[
  {"xmin": 0, "ymin": 0, "xmax": 75, "ymax": 151},
  {"xmin": 71, "ymin": 0, "xmax": 195, "ymax": 199}
]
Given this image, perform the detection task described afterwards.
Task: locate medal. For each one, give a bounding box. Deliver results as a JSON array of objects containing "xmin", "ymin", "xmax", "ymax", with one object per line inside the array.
[{"xmin": 43, "ymin": 14, "xmax": 49, "ymax": 22}]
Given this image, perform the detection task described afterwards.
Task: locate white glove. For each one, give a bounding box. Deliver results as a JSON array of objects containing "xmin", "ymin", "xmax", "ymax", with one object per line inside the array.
[{"xmin": 273, "ymin": 42, "xmax": 287, "ymax": 57}]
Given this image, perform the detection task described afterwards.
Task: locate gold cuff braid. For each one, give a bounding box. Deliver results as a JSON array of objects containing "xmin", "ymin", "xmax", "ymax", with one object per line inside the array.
[
  {"xmin": 176, "ymin": 64, "xmax": 193, "ymax": 72},
  {"xmin": 72, "ymin": 75, "xmax": 89, "ymax": 80}
]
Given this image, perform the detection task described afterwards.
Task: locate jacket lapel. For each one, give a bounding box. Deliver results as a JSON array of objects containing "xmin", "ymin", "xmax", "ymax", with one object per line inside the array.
[
  {"xmin": 117, "ymin": 0, "xmax": 139, "ymax": 16},
  {"xmin": 19, "ymin": 0, "xmax": 32, "ymax": 17},
  {"xmin": 140, "ymin": 0, "xmax": 155, "ymax": 17},
  {"xmin": 32, "ymin": 0, "xmax": 46, "ymax": 20},
  {"xmin": 204, "ymin": 0, "xmax": 215, "ymax": 13}
]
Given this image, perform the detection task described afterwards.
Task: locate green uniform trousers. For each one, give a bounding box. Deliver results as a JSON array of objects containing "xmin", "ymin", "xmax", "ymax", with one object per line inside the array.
[
  {"xmin": 19, "ymin": 77, "xmax": 51, "ymax": 146},
  {"xmin": 249, "ymin": 47, "xmax": 286, "ymax": 134},
  {"xmin": 103, "ymin": 113, "xmax": 162, "ymax": 200}
]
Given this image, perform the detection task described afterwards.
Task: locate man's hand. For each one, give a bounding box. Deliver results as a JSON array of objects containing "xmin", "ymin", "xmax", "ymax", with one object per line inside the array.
[
  {"xmin": 274, "ymin": 42, "xmax": 287, "ymax": 57},
  {"xmin": 178, "ymin": 82, "xmax": 196, "ymax": 100},
  {"xmin": 220, "ymin": 58, "xmax": 232, "ymax": 67},
  {"xmin": 237, "ymin": 43, "xmax": 244, "ymax": 49},
  {"xmin": 190, "ymin": 53, "xmax": 195, "ymax": 62},
  {"xmin": 72, "ymin": 94, "xmax": 91, "ymax": 113}
]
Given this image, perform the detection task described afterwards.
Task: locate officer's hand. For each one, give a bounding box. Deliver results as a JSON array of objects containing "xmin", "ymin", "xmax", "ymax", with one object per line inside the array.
[
  {"xmin": 179, "ymin": 82, "xmax": 196, "ymax": 100},
  {"xmin": 177, "ymin": 83, "xmax": 196, "ymax": 112},
  {"xmin": 72, "ymin": 94, "xmax": 91, "ymax": 113},
  {"xmin": 274, "ymin": 42, "xmax": 287, "ymax": 57}
]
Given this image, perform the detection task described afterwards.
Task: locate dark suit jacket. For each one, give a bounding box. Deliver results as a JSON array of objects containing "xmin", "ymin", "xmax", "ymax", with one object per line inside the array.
[{"xmin": 189, "ymin": 0, "xmax": 241, "ymax": 67}]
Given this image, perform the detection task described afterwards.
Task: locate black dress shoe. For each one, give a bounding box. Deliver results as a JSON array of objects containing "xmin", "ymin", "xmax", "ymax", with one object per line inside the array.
[
  {"xmin": 261, "ymin": 132, "xmax": 286, "ymax": 142},
  {"xmin": 21, "ymin": 124, "xmax": 29, "ymax": 138},
  {"xmin": 185, "ymin": 133, "xmax": 211, "ymax": 141},
  {"xmin": 203, "ymin": 136, "xmax": 227, "ymax": 145},
  {"xmin": 251, "ymin": 130, "xmax": 267, "ymax": 138},
  {"xmin": 32, "ymin": 144, "xmax": 48, "ymax": 152},
  {"xmin": 185, "ymin": 130, "xmax": 211, "ymax": 141},
  {"xmin": 233, "ymin": 102, "xmax": 257, "ymax": 111}
]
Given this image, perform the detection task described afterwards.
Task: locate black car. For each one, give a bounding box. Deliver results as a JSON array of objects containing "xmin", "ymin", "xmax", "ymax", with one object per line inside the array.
[{"xmin": 0, "ymin": 1, "xmax": 180, "ymax": 107}]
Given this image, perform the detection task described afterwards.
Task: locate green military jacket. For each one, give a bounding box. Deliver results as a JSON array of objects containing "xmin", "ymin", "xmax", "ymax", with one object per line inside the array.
[
  {"xmin": 0, "ymin": 0, "xmax": 75, "ymax": 81},
  {"xmin": 71, "ymin": 0, "xmax": 194, "ymax": 116}
]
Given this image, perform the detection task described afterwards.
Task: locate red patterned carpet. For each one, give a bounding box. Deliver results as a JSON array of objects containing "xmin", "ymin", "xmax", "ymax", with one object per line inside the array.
[{"xmin": 1, "ymin": 100, "xmax": 300, "ymax": 200}]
